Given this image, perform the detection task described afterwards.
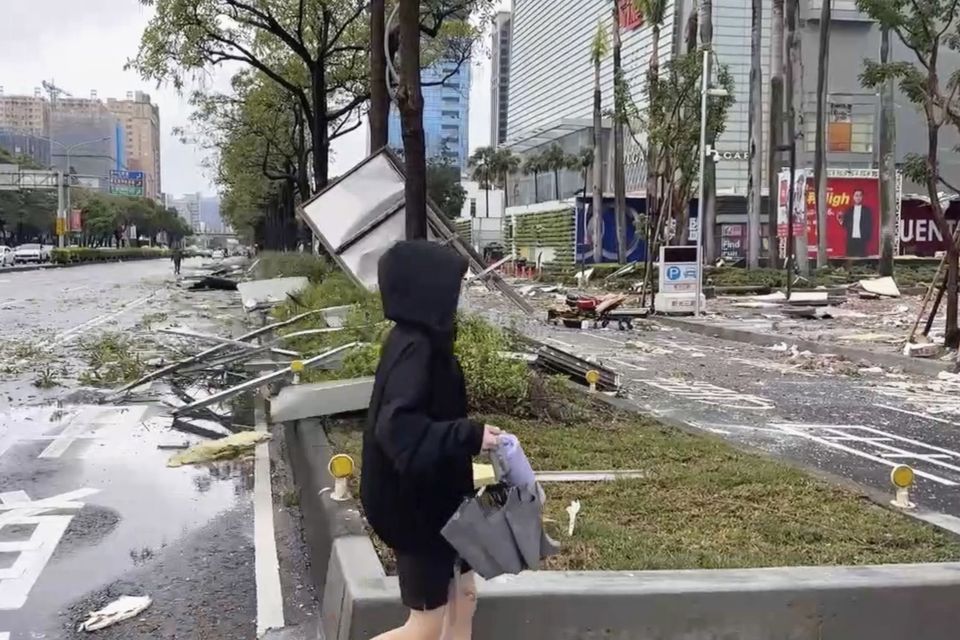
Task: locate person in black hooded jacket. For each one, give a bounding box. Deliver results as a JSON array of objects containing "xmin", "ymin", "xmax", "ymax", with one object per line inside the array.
[{"xmin": 362, "ymin": 240, "xmax": 501, "ymax": 640}]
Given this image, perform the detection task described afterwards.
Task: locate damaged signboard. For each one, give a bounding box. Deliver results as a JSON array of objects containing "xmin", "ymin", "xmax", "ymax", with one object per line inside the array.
[
  {"xmin": 237, "ymin": 276, "xmax": 309, "ymax": 310},
  {"xmin": 297, "ymin": 148, "xmax": 533, "ymax": 314}
]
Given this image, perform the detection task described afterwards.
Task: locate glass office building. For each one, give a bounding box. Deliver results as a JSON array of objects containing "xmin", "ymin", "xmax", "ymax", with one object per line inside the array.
[{"xmin": 388, "ymin": 60, "xmax": 471, "ymax": 171}]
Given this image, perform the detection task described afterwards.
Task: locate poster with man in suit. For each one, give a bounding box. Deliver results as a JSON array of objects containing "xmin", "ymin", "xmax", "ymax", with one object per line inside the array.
[{"xmin": 839, "ymin": 188, "xmax": 875, "ymax": 257}]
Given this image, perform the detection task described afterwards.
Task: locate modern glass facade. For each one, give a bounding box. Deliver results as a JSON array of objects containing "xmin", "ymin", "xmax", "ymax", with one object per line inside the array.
[{"xmin": 388, "ymin": 60, "xmax": 471, "ymax": 170}]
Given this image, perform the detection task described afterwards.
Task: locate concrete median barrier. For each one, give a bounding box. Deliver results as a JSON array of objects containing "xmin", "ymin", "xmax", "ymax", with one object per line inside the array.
[{"xmin": 287, "ymin": 420, "xmax": 960, "ymax": 640}]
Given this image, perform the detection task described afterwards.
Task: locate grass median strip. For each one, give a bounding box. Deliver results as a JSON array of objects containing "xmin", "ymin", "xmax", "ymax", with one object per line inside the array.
[{"xmin": 326, "ymin": 396, "xmax": 960, "ymax": 571}]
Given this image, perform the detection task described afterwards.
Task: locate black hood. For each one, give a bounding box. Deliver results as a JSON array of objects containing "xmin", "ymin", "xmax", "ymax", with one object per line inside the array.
[{"xmin": 378, "ymin": 240, "xmax": 468, "ymax": 335}]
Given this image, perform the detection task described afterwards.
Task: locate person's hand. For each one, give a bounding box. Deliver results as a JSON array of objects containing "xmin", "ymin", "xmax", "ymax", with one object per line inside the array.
[{"xmin": 481, "ymin": 425, "xmax": 502, "ymax": 452}]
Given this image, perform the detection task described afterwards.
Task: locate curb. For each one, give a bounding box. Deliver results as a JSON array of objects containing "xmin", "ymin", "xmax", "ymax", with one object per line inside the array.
[
  {"xmin": 655, "ymin": 315, "xmax": 951, "ymax": 376},
  {"xmin": 285, "ymin": 413, "xmax": 960, "ymax": 640}
]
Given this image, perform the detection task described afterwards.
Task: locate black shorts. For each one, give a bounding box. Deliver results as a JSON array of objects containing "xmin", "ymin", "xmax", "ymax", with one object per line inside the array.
[{"xmin": 396, "ymin": 550, "xmax": 471, "ymax": 611}]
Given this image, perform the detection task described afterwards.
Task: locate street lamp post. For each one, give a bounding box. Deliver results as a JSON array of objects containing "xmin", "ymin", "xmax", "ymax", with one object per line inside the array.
[{"xmin": 694, "ymin": 48, "xmax": 729, "ymax": 317}]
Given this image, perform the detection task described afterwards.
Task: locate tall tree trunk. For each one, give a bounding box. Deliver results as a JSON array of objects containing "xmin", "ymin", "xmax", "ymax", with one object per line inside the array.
[
  {"xmin": 533, "ymin": 173, "xmax": 540, "ymax": 203},
  {"xmin": 785, "ymin": 0, "xmax": 809, "ymax": 274},
  {"xmin": 767, "ymin": 0, "xmax": 785, "ymax": 265},
  {"xmin": 878, "ymin": 26, "xmax": 896, "ymax": 277},
  {"xmin": 814, "ymin": 0, "xmax": 831, "ymax": 268},
  {"xmin": 647, "ymin": 24, "xmax": 661, "ymax": 266},
  {"xmin": 485, "ymin": 187, "xmax": 490, "ymax": 218},
  {"xmin": 612, "ymin": 5, "xmax": 627, "ymax": 264},
  {"xmin": 502, "ymin": 171, "xmax": 510, "ymax": 207},
  {"xmin": 369, "ymin": 0, "xmax": 389, "ymax": 151},
  {"xmin": 747, "ymin": 0, "xmax": 763, "ymax": 268},
  {"xmin": 700, "ymin": 0, "xmax": 717, "ymax": 263},
  {"xmin": 554, "ymin": 169, "xmax": 561, "ymax": 200},
  {"xmin": 310, "ymin": 65, "xmax": 329, "ymax": 193},
  {"xmin": 397, "ymin": 0, "xmax": 427, "ymax": 239},
  {"xmin": 592, "ymin": 57, "xmax": 604, "ymax": 264},
  {"xmin": 921, "ymin": 45, "xmax": 959, "ymax": 348}
]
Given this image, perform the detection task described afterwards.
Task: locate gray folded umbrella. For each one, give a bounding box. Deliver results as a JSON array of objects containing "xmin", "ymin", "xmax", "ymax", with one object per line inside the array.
[{"xmin": 442, "ymin": 484, "xmax": 557, "ymax": 580}]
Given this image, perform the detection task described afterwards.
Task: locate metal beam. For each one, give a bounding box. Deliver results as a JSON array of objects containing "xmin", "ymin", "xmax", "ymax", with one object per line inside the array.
[
  {"xmin": 108, "ymin": 308, "xmax": 329, "ymax": 397},
  {"xmin": 159, "ymin": 327, "xmax": 301, "ymax": 357},
  {"xmin": 172, "ymin": 342, "xmax": 361, "ymax": 417}
]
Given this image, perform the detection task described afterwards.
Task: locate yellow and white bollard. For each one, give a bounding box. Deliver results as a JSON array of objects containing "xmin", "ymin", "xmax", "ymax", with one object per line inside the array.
[
  {"xmin": 291, "ymin": 359, "xmax": 304, "ymax": 385},
  {"xmin": 328, "ymin": 454, "xmax": 355, "ymax": 502},
  {"xmin": 585, "ymin": 369, "xmax": 600, "ymax": 393},
  {"xmin": 890, "ymin": 464, "xmax": 915, "ymax": 510}
]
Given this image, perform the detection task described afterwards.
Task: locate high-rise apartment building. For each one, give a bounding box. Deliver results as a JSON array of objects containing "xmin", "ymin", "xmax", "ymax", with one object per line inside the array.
[
  {"xmin": 0, "ymin": 91, "xmax": 50, "ymax": 137},
  {"xmin": 50, "ymin": 93, "xmax": 124, "ymax": 183},
  {"xmin": 490, "ymin": 11, "xmax": 512, "ymax": 147},
  {"xmin": 0, "ymin": 90, "xmax": 52, "ymax": 166},
  {"xmin": 388, "ymin": 61, "xmax": 471, "ymax": 169},
  {"xmin": 167, "ymin": 192, "xmax": 203, "ymax": 232},
  {"xmin": 107, "ymin": 92, "xmax": 162, "ymax": 201}
]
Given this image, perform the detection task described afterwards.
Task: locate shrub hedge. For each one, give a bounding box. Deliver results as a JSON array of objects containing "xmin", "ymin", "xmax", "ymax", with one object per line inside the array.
[{"xmin": 50, "ymin": 247, "xmax": 169, "ymax": 264}]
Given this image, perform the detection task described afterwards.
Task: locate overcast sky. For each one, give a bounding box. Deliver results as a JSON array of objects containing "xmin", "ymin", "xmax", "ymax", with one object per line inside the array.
[{"xmin": 0, "ymin": 0, "xmax": 508, "ymax": 198}]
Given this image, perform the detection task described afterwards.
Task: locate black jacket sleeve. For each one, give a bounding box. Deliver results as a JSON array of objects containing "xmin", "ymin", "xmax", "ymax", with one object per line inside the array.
[{"xmin": 374, "ymin": 338, "xmax": 484, "ymax": 475}]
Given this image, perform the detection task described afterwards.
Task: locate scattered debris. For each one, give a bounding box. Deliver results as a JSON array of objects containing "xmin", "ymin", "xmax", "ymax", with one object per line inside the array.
[
  {"xmin": 188, "ymin": 276, "xmax": 238, "ymax": 291},
  {"xmin": 903, "ymin": 342, "xmax": 941, "ymax": 358},
  {"xmin": 574, "ymin": 268, "xmax": 594, "ymax": 286},
  {"xmin": 859, "ymin": 366, "xmax": 885, "ymax": 376},
  {"xmin": 167, "ymin": 430, "xmax": 270, "ymax": 467},
  {"xmin": 786, "ymin": 291, "xmax": 829, "ymax": 306},
  {"xmin": 625, "ymin": 340, "xmax": 673, "ymax": 355},
  {"xmin": 78, "ymin": 595, "xmax": 152, "ymax": 632},
  {"xmin": 859, "ymin": 276, "xmax": 901, "ymax": 298},
  {"xmin": 536, "ymin": 470, "xmax": 647, "ymax": 482},
  {"xmin": 838, "ymin": 333, "xmax": 901, "ymax": 344},
  {"xmin": 566, "ymin": 499, "xmax": 581, "ymax": 537}
]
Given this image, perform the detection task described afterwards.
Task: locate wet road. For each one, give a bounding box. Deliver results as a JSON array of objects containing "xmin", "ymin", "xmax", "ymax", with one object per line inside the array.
[
  {"xmin": 0, "ymin": 260, "xmax": 312, "ymax": 639},
  {"xmin": 522, "ymin": 318, "xmax": 960, "ymax": 523}
]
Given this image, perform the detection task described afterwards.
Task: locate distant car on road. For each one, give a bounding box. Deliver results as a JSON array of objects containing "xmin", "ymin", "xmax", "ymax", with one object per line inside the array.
[
  {"xmin": 0, "ymin": 246, "xmax": 14, "ymax": 267},
  {"xmin": 14, "ymin": 243, "xmax": 44, "ymax": 264},
  {"xmin": 211, "ymin": 249, "xmax": 226, "ymax": 259}
]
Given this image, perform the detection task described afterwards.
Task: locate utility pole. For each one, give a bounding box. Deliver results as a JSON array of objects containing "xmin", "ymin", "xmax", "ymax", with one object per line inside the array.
[
  {"xmin": 814, "ymin": 0, "xmax": 831, "ymax": 268},
  {"xmin": 878, "ymin": 26, "xmax": 896, "ymax": 276}
]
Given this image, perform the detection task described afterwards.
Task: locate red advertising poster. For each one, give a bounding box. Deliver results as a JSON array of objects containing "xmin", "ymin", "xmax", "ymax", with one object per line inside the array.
[
  {"xmin": 899, "ymin": 200, "xmax": 960, "ymax": 256},
  {"xmin": 619, "ymin": 0, "xmax": 644, "ymax": 29},
  {"xmin": 69, "ymin": 208, "xmax": 83, "ymax": 233},
  {"xmin": 803, "ymin": 176, "xmax": 881, "ymax": 259}
]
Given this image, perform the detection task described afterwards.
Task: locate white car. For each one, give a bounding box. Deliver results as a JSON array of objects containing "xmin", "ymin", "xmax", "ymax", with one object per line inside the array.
[
  {"xmin": 14, "ymin": 243, "xmax": 44, "ymax": 264},
  {"xmin": 0, "ymin": 246, "xmax": 14, "ymax": 267},
  {"xmin": 211, "ymin": 249, "xmax": 226, "ymax": 259}
]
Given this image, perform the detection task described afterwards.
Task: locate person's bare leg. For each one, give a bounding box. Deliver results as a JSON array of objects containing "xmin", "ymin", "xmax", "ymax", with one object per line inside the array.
[
  {"xmin": 371, "ymin": 607, "xmax": 445, "ymax": 640},
  {"xmin": 440, "ymin": 572, "xmax": 477, "ymax": 640}
]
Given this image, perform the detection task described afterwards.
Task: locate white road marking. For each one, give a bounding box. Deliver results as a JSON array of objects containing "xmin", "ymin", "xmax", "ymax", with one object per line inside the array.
[
  {"xmin": 771, "ymin": 423, "xmax": 959, "ymax": 486},
  {"xmin": 0, "ymin": 488, "xmax": 98, "ymax": 609},
  {"xmin": 878, "ymin": 404, "xmax": 960, "ymax": 427},
  {"xmin": 253, "ymin": 392, "xmax": 284, "ymax": 636},
  {"xmin": 608, "ymin": 358, "xmax": 647, "ymax": 372},
  {"xmin": 52, "ymin": 293, "xmax": 155, "ymax": 345},
  {"xmin": 642, "ymin": 379, "xmax": 775, "ymax": 410}
]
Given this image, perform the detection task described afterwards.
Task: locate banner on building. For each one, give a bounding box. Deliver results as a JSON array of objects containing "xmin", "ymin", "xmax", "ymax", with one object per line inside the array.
[
  {"xmin": 777, "ymin": 169, "xmax": 900, "ymax": 259},
  {"xmin": 69, "ymin": 208, "xmax": 82, "ymax": 232},
  {"xmin": 109, "ymin": 170, "xmax": 145, "ymax": 197},
  {"xmin": 575, "ymin": 196, "xmax": 698, "ymax": 265},
  {"xmin": 900, "ymin": 199, "xmax": 960, "ymax": 256}
]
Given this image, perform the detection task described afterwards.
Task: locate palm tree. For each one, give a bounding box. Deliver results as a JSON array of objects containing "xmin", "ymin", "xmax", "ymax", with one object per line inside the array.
[
  {"xmin": 747, "ymin": 0, "xmax": 763, "ymax": 268},
  {"xmin": 634, "ymin": 0, "xmax": 667, "ymax": 261},
  {"xmin": 523, "ymin": 153, "xmax": 545, "ymax": 203},
  {"xmin": 569, "ymin": 149, "xmax": 595, "ymax": 203},
  {"xmin": 767, "ymin": 0, "xmax": 785, "ymax": 263},
  {"xmin": 590, "ymin": 23, "xmax": 608, "ymax": 263},
  {"xmin": 492, "ymin": 148, "xmax": 521, "ymax": 208},
  {"xmin": 468, "ymin": 146, "xmax": 497, "ymax": 218},
  {"xmin": 540, "ymin": 144, "xmax": 568, "ymax": 201}
]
